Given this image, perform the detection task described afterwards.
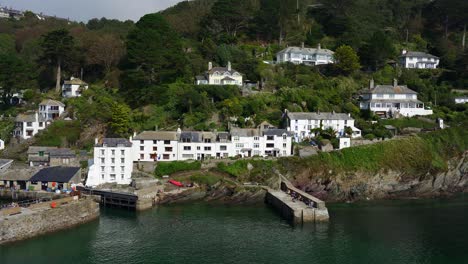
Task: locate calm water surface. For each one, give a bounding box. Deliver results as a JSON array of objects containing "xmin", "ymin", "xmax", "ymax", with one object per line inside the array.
[{"xmin": 1, "ymin": 195, "xmax": 468, "ymax": 264}]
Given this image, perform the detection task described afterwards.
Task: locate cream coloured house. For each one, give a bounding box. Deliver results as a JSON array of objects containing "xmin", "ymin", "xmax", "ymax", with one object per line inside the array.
[{"xmin": 196, "ymin": 62, "xmax": 243, "ymax": 86}]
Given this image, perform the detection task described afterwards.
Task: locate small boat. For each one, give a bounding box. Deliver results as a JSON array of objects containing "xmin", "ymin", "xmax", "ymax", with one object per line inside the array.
[{"xmin": 169, "ymin": 180, "xmax": 184, "ymax": 187}]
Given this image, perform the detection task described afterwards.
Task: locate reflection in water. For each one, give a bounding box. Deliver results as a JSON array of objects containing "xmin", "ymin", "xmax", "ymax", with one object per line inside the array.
[{"xmin": 1, "ymin": 195, "xmax": 468, "ymax": 264}]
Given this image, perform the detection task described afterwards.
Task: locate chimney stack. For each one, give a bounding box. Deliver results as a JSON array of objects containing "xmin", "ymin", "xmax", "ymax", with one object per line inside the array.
[
  {"xmin": 402, "ymin": 49, "xmax": 407, "ymax": 55},
  {"xmin": 208, "ymin": 62, "xmax": 213, "ymax": 71},
  {"xmin": 393, "ymin": 78, "xmax": 398, "ymax": 87},
  {"xmin": 317, "ymin": 43, "xmax": 321, "ymax": 50},
  {"xmin": 227, "ymin": 61, "xmax": 231, "ymax": 71},
  {"xmin": 370, "ymin": 78, "xmax": 375, "ymax": 89},
  {"xmin": 94, "ymin": 138, "xmax": 99, "ymax": 145},
  {"xmin": 301, "ymin": 42, "xmax": 305, "ymax": 49}
]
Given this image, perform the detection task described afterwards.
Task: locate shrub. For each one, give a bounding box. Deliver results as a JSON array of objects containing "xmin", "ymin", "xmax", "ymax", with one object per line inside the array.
[
  {"xmin": 154, "ymin": 161, "xmax": 201, "ymax": 177},
  {"xmin": 189, "ymin": 174, "xmax": 221, "ymax": 186},
  {"xmin": 364, "ymin": 134, "xmax": 375, "ymax": 140}
]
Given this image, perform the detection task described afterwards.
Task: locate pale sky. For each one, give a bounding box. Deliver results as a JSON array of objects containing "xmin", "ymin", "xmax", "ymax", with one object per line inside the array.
[{"xmin": 1, "ymin": 0, "xmax": 184, "ymax": 22}]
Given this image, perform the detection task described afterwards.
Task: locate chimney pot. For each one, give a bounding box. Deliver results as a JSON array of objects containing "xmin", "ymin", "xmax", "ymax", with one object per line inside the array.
[
  {"xmin": 317, "ymin": 43, "xmax": 321, "ymax": 50},
  {"xmin": 393, "ymin": 78, "xmax": 398, "ymax": 87},
  {"xmin": 227, "ymin": 61, "xmax": 232, "ymax": 71},
  {"xmin": 370, "ymin": 78, "xmax": 375, "ymax": 89},
  {"xmin": 208, "ymin": 62, "xmax": 212, "ymax": 71},
  {"xmin": 301, "ymin": 42, "xmax": 304, "ymax": 49}
]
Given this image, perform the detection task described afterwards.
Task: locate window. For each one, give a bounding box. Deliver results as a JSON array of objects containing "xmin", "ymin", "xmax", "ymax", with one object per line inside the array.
[
  {"xmin": 140, "ymin": 154, "xmax": 144, "ymax": 159},
  {"xmin": 267, "ymin": 136, "xmax": 274, "ymax": 141},
  {"xmin": 27, "ymin": 122, "xmax": 32, "ymax": 127},
  {"xmin": 153, "ymin": 140, "xmax": 157, "ymax": 144},
  {"xmin": 165, "ymin": 147, "xmax": 173, "ymax": 152},
  {"xmin": 121, "ymin": 166, "xmax": 125, "ymax": 172},
  {"xmin": 220, "ymin": 145, "xmax": 227, "ymax": 151},
  {"xmin": 101, "ymin": 174, "xmax": 105, "ymax": 180},
  {"xmin": 121, "ymin": 150, "xmax": 125, "ymax": 155},
  {"xmin": 39, "ymin": 151, "xmax": 44, "ymax": 157},
  {"xmin": 204, "ymin": 139, "xmax": 211, "ymax": 143},
  {"xmin": 197, "ymin": 146, "xmax": 201, "ymax": 150},
  {"xmin": 282, "ymin": 135, "xmax": 287, "ymax": 140},
  {"xmin": 101, "ymin": 149, "xmax": 105, "ymax": 155},
  {"xmin": 254, "ymin": 143, "xmax": 259, "ymax": 148},
  {"xmin": 111, "ymin": 166, "xmax": 115, "ymax": 172},
  {"xmin": 121, "ymin": 158, "xmax": 125, "ymax": 163},
  {"xmin": 140, "ymin": 140, "xmax": 144, "ymax": 144},
  {"xmin": 121, "ymin": 174, "xmax": 125, "ymax": 180},
  {"xmin": 140, "ymin": 146, "xmax": 144, "ymax": 151},
  {"xmin": 111, "ymin": 158, "xmax": 115, "ymax": 164},
  {"xmin": 164, "ymin": 140, "xmax": 170, "ymax": 145},
  {"xmin": 266, "ymin": 143, "xmax": 274, "ymax": 148},
  {"xmin": 150, "ymin": 146, "xmax": 156, "ymax": 151},
  {"xmin": 182, "ymin": 138, "xmax": 191, "ymax": 143},
  {"xmin": 39, "ymin": 122, "xmax": 43, "ymax": 127},
  {"xmin": 235, "ymin": 143, "xmax": 244, "ymax": 148},
  {"xmin": 110, "ymin": 174, "xmax": 116, "ymax": 181},
  {"xmin": 111, "ymin": 149, "xmax": 115, "ymax": 155},
  {"xmin": 283, "ymin": 143, "xmax": 287, "ymax": 148},
  {"xmin": 254, "ymin": 137, "xmax": 259, "ymax": 141},
  {"xmin": 101, "ymin": 166, "xmax": 105, "ymax": 172},
  {"xmin": 184, "ymin": 146, "xmax": 191, "ymax": 151},
  {"xmin": 163, "ymin": 154, "xmax": 170, "ymax": 160},
  {"xmin": 204, "ymin": 147, "xmax": 211, "ymax": 151},
  {"xmin": 101, "ymin": 158, "xmax": 105, "ymax": 163},
  {"xmin": 295, "ymin": 126, "xmax": 298, "ymax": 131},
  {"xmin": 377, "ymin": 94, "xmax": 384, "ymax": 98}
]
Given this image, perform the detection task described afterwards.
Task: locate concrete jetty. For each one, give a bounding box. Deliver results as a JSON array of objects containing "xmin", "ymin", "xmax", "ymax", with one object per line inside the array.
[{"xmin": 265, "ymin": 178, "xmax": 329, "ymax": 224}]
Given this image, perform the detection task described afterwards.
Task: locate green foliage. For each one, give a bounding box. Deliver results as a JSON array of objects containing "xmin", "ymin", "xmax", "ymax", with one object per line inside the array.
[
  {"xmin": 380, "ymin": 118, "xmax": 436, "ymax": 130},
  {"xmin": 35, "ymin": 120, "xmax": 82, "ymax": 147},
  {"xmin": 0, "ymin": 119, "xmax": 14, "ymax": 143},
  {"xmin": 189, "ymin": 174, "xmax": 222, "ymax": 186},
  {"xmin": 333, "ymin": 45, "xmax": 361, "ymax": 75},
  {"xmin": 154, "ymin": 161, "xmax": 202, "ymax": 177},
  {"xmin": 0, "ymin": 53, "xmax": 37, "ymax": 105},
  {"xmin": 217, "ymin": 159, "xmax": 274, "ymax": 182}
]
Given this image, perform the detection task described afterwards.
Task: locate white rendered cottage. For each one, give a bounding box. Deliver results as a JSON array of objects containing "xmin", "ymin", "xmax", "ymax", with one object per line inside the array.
[
  {"xmin": 195, "ymin": 62, "xmax": 243, "ymax": 86},
  {"xmin": 86, "ymin": 138, "xmax": 133, "ymax": 187},
  {"xmin": 454, "ymin": 97, "xmax": 468, "ymax": 104},
  {"xmin": 39, "ymin": 99, "xmax": 65, "ymax": 120},
  {"xmin": 131, "ymin": 131, "xmax": 180, "ymax": 162},
  {"xmin": 399, "ymin": 50, "xmax": 439, "ymax": 69},
  {"xmin": 14, "ymin": 112, "xmax": 48, "ymax": 139},
  {"xmin": 285, "ymin": 111, "xmax": 361, "ymax": 142},
  {"xmin": 360, "ymin": 79, "xmax": 433, "ymax": 118},
  {"xmin": 276, "ymin": 43, "xmax": 334, "ymax": 66},
  {"xmin": 62, "ymin": 77, "xmax": 89, "ymax": 98},
  {"xmin": 230, "ymin": 127, "xmax": 293, "ymax": 158}
]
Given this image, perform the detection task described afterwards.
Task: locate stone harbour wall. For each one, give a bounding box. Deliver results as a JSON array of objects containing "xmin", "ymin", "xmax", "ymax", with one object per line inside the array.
[{"xmin": 0, "ymin": 198, "xmax": 100, "ymax": 244}]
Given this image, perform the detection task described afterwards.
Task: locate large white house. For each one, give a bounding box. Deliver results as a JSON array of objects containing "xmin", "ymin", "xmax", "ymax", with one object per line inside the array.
[
  {"xmin": 276, "ymin": 43, "xmax": 334, "ymax": 66},
  {"xmin": 14, "ymin": 112, "xmax": 49, "ymax": 140},
  {"xmin": 195, "ymin": 62, "xmax": 243, "ymax": 86},
  {"xmin": 285, "ymin": 111, "xmax": 361, "ymax": 142},
  {"xmin": 130, "ymin": 126, "xmax": 294, "ymax": 162},
  {"xmin": 86, "ymin": 138, "xmax": 134, "ymax": 187},
  {"xmin": 399, "ymin": 50, "xmax": 440, "ymax": 69},
  {"xmin": 39, "ymin": 99, "xmax": 65, "ymax": 120},
  {"xmin": 360, "ymin": 79, "xmax": 433, "ymax": 118},
  {"xmin": 454, "ymin": 97, "xmax": 468, "ymax": 104},
  {"xmin": 62, "ymin": 77, "xmax": 89, "ymax": 98}
]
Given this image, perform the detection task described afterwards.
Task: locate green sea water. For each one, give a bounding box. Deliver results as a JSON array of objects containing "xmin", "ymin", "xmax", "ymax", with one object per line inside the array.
[{"xmin": 1, "ymin": 195, "xmax": 468, "ymax": 264}]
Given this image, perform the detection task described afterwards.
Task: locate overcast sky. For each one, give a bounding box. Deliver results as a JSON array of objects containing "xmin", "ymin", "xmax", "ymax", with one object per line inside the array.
[{"xmin": 1, "ymin": 0, "xmax": 184, "ymax": 22}]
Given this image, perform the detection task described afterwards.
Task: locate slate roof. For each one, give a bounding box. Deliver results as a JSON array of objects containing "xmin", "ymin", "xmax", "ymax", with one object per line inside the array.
[
  {"xmin": 263, "ymin": 129, "xmax": 294, "ymax": 137},
  {"xmin": 0, "ymin": 159, "xmax": 13, "ymax": 171},
  {"xmin": 195, "ymin": 75, "xmax": 207, "ymax": 81},
  {"xmin": 180, "ymin": 132, "xmax": 202, "ymax": 143},
  {"xmin": 230, "ymin": 128, "xmax": 260, "ymax": 137},
  {"xmin": 207, "ymin": 67, "xmax": 240, "ymax": 75},
  {"xmin": 363, "ymin": 85, "xmax": 418, "ymax": 95},
  {"xmin": 0, "ymin": 168, "xmax": 39, "ymax": 181},
  {"xmin": 133, "ymin": 131, "xmax": 179, "ymax": 141},
  {"xmin": 287, "ymin": 112, "xmax": 353, "ymax": 121},
  {"xmin": 30, "ymin": 166, "xmax": 80, "ymax": 183},
  {"xmin": 277, "ymin": 46, "xmax": 334, "ymax": 56},
  {"xmin": 64, "ymin": 78, "xmax": 88, "ymax": 86},
  {"xmin": 40, "ymin": 99, "xmax": 65, "ymax": 107},
  {"xmin": 400, "ymin": 51, "xmax": 438, "ymax": 59},
  {"xmin": 49, "ymin": 148, "xmax": 76, "ymax": 158},
  {"xmin": 97, "ymin": 138, "xmax": 132, "ymax": 147},
  {"xmin": 15, "ymin": 112, "xmax": 47, "ymax": 122},
  {"xmin": 27, "ymin": 146, "xmax": 57, "ymax": 154}
]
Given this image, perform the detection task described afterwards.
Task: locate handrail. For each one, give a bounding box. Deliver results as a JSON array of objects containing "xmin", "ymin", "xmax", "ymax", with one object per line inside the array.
[{"xmin": 280, "ymin": 179, "xmax": 326, "ymax": 210}]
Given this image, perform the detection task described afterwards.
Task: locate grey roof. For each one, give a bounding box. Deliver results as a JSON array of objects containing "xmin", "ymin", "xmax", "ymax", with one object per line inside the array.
[
  {"xmin": 40, "ymin": 99, "xmax": 65, "ymax": 107},
  {"xmin": 208, "ymin": 67, "xmax": 240, "ymax": 75},
  {"xmin": 222, "ymin": 76, "xmax": 236, "ymax": 81},
  {"xmin": 365, "ymin": 99, "xmax": 423, "ymax": 104},
  {"xmin": 27, "ymin": 146, "xmax": 57, "ymax": 154},
  {"xmin": 364, "ymin": 85, "xmax": 418, "ymax": 95},
  {"xmin": 15, "ymin": 112, "xmax": 47, "ymax": 122},
  {"xmin": 401, "ymin": 51, "xmax": 438, "ymax": 59},
  {"xmin": 230, "ymin": 128, "xmax": 260, "ymax": 137},
  {"xmin": 180, "ymin": 132, "xmax": 202, "ymax": 143},
  {"xmin": 195, "ymin": 75, "xmax": 207, "ymax": 81},
  {"xmin": 49, "ymin": 148, "xmax": 75, "ymax": 158},
  {"xmin": 217, "ymin": 132, "xmax": 230, "ymax": 140},
  {"xmin": 30, "ymin": 166, "xmax": 80, "ymax": 183},
  {"xmin": 133, "ymin": 131, "xmax": 178, "ymax": 141},
  {"xmin": 277, "ymin": 46, "xmax": 334, "ymax": 56},
  {"xmin": 287, "ymin": 112, "xmax": 353, "ymax": 121},
  {"xmin": 263, "ymin": 129, "xmax": 294, "ymax": 137},
  {"xmin": 64, "ymin": 78, "xmax": 88, "ymax": 86},
  {"xmin": 0, "ymin": 159, "xmax": 13, "ymax": 171},
  {"xmin": 0, "ymin": 168, "xmax": 39, "ymax": 181},
  {"xmin": 98, "ymin": 138, "xmax": 132, "ymax": 147}
]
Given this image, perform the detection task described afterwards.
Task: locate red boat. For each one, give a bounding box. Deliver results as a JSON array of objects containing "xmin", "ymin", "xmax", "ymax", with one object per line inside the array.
[{"xmin": 169, "ymin": 180, "xmax": 184, "ymax": 187}]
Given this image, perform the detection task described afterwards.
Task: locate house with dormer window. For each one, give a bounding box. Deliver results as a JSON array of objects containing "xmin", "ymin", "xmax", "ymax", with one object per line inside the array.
[
  {"xmin": 195, "ymin": 62, "xmax": 243, "ymax": 86},
  {"xmin": 360, "ymin": 79, "xmax": 433, "ymax": 117},
  {"xmin": 399, "ymin": 50, "xmax": 439, "ymax": 69}
]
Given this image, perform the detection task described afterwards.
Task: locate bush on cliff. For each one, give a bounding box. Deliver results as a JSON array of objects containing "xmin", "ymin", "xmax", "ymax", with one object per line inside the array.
[{"xmin": 154, "ymin": 161, "xmax": 201, "ymax": 177}]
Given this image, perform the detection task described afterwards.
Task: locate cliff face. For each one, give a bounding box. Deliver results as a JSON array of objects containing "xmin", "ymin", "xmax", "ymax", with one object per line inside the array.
[{"xmin": 289, "ymin": 151, "xmax": 468, "ymax": 202}]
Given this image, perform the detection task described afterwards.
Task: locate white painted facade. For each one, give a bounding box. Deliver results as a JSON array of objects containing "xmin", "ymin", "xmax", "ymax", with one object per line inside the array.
[
  {"xmin": 399, "ymin": 50, "xmax": 439, "ymax": 69},
  {"xmin": 339, "ymin": 138, "xmax": 351, "ymax": 150},
  {"xmin": 276, "ymin": 44, "xmax": 334, "ymax": 66},
  {"xmin": 39, "ymin": 99, "xmax": 65, "ymax": 120},
  {"xmin": 62, "ymin": 77, "xmax": 89, "ymax": 98},
  {"xmin": 14, "ymin": 112, "xmax": 49, "ymax": 140},
  {"xmin": 196, "ymin": 62, "xmax": 243, "ymax": 86},
  {"xmin": 0, "ymin": 139, "xmax": 4, "ymax": 150},
  {"xmin": 286, "ymin": 112, "xmax": 361, "ymax": 142},
  {"xmin": 360, "ymin": 80, "xmax": 433, "ymax": 118},
  {"xmin": 455, "ymin": 97, "xmax": 468, "ymax": 104},
  {"xmin": 86, "ymin": 138, "xmax": 133, "ymax": 187}
]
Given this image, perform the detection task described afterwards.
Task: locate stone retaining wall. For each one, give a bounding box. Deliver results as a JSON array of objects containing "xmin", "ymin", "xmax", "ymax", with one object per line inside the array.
[{"xmin": 0, "ymin": 198, "xmax": 100, "ymax": 244}]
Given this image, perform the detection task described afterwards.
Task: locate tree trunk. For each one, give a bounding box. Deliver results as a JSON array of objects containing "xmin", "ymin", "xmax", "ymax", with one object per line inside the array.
[{"xmin": 55, "ymin": 62, "xmax": 61, "ymax": 93}]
